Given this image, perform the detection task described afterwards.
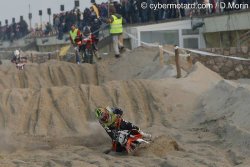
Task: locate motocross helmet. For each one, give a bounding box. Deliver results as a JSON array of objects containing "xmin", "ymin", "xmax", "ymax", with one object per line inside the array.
[
  {"xmin": 14, "ymin": 49, "xmax": 20, "ymax": 56},
  {"xmin": 95, "ymin": 107, "xmax": 109, "ymax": 123},
  {"xmin": 83, "ymin": 26, "xmax": 91, "ymax": 36},
  {"xmin": 95, "ymin": 108, "xmax": 102, "ymax": 119}
]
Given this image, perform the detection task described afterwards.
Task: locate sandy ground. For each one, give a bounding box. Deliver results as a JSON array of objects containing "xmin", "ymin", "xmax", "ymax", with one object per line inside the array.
[{"xmin": 0, "ymin": 47, "xmax": 250, "ymax": 167}]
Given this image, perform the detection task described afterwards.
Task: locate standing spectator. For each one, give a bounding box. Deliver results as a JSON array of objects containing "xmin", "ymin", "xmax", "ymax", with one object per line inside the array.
[
  {"xmin": 19, "ymin": 19, "xmax": 28, "ymax": 37},
  {"xmin": 107, "ymin": 7, "xmax": 126, "ymax": 58},
  {"xmin": 210, "ymin": 0, "xmax": 216, "ymax": 14},
  {"xmin": 91, "ymin": 0, "xmax": 100, "ymax": 18},
  {"xmin": 120, "ymin": 0, "xmax": 128, "ymax": 22},
  {"xmin": 114, "ymin": 1, "xmax": 123, "ymax": 15},
  {"xmin": 15, "ymin": 23, "xmax": 21, "ymax": 39},
  {"xmin": 89, "ymin": 14, "xmax": 102, "ymax": 60},
  {"xmin": 167, "ymin": 0, "xmax": 177, "ymax": 18},
  {"xmin": 203, "ymin": 0, "xmax": 210, "ymax": 14},
  {"xmin": 247, "ymin": 0, "xmax": 250, "ymax": 5},
  {"xmin": 83, "ymin": 8, "xmax": 92, "ymax": 27},
  {"xmin": 100, "ymin": 3, "xmax": 108, "ymax": 18},
  {"xmin": 76, "ymin": 9, "xmax": 83, "ymax": 30},
  {"xmin": 64, "ymin": 11, "xmax": 71, "ymax": 32},
  {"xmin": 126, "ymin": 0, "xmax": 133, "ymax": 23},
  {"xmin": 44, "ymin": 22, "xmax": 52, "ymax": 35},
  {"xmin": 130, "ymin": 0, "xmax": 140, "ymax": 23},
  {"xmin": 224, "ymin": 0, "xmax": 234, "ymax": 12},
  {"xmin": 235, "ymin": 0, "xmax": 248, "ymax": 10},
  {"xmin": 59, "ymin": 12, "xmax": 65, "ymax": 31},
  {"xmin": 140, "ymin": 0, "xmax": 149, "ymax": 22},
  {"xmin": 69, "ymin": 24, "xmax": 82, "ymax": 63},
  {"xmin": 90, "ymin": 13, "xmax": 102, "ymax": 39},
  {"xmin": 180, "ymin": 0, "xmax": 187, "ymax": 17},
  {"xmin": 53, "ymin": 14, "xmax": 60, "ymax": 31},
  {"xmin": 0, "ymin": 26, "xmax": 3, "ymax": 41},
  {"xmin": 152, "ymin": 0, "xmax": 160, "ymax": 21},
  {"xmin": 119, "ymin": 0, "xmax": 130, "ymax": 23},
  {"xmin": 157, "ymin": 0, "xmax": 164, "ymax": 20},
  {"xmin": 147, "ymin": 0, "xmax": 153, "ymax": 21},
  {"xmin": 57, "ymin": 22, "xmax": 64, "ymax": 40}
]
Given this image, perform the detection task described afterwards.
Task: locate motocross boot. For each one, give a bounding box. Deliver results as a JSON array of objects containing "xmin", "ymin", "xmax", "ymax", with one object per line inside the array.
[{"xmin": 94, "ymin": 50, "xmax": 102, "ymax": 60}]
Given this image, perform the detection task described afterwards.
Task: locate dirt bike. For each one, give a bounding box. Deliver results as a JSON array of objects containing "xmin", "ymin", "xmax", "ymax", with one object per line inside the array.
[
  {"xmin": 11, "ymin": 56, "xmax": 26, "ymax": 70},
  {"xmin": 115, "ymin": 129, "xmax": 151, "ymax": 154},
  {"xmin": 82, "ymin": 37, "xmax": 94, "ymax": 64},
  {"xmin": 75, "ymin": 35, "xmax": 94, "ymax": 64}
]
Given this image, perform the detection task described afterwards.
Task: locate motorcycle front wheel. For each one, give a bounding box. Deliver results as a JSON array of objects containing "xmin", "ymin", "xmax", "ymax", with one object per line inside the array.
[{"xmin": 84, "ymin": 48, "xmax": 93, "ymax": 64}]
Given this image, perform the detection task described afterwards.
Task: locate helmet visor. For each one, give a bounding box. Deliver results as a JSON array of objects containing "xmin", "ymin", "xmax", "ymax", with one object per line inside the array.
[{"xmin": 100, "ymin": 111, "xmax": 109, "ymax": 123}]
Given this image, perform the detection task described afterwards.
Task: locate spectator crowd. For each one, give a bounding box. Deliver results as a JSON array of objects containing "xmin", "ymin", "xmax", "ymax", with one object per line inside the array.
[
  {"xmin": 1, "ymin": 0, "xmax": 249, "ymax": 41},
  {"xmin": 0, "ymin": 18, "xmax": 29, "ymax": 42}
]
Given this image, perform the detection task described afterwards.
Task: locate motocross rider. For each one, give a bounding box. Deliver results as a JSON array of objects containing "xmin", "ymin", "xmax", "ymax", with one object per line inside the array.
[
  {"xmin": 81, "ymin": 26, "xmax": 101, "ymax": 60},
  {"xmin": 95, "ymin": 106, "xmax": 151, "ymax": 152}
]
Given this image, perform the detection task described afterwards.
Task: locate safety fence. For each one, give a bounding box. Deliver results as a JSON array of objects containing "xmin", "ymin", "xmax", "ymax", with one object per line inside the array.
[
  {"xmin": 0, "ymin": 50, "xmax": 62, "ymax": 64},
  {"xmin": 123, "ymin": 30, "xmax": 250, "ymax": 79}
]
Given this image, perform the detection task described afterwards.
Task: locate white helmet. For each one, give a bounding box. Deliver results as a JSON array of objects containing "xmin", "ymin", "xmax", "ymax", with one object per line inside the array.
[{"xmin": 14, "ymin": 50, "xmax": 20, "ymax": 56}]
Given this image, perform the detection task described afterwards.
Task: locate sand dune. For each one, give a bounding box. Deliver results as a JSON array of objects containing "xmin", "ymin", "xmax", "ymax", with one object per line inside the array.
[
  {"xmin": 0, "ymin": 61, "xmax": 98, "ymax": 90},
  {"xmin": 0, "ymin": 47, "xmax": 250, "ymax": 166}
]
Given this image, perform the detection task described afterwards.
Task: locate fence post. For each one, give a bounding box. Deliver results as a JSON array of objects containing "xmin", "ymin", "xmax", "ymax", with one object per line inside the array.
[
  {"xmin": 31, "ymin": 53, "xmax": 33, "ymax": 63},
  {"xmin": 187, "ymin": 55, "xmax": 193, "ymax": 69},
  {"xmin": 175, "ymin": 45, "xmax": 181, "ymax": 78},
  {"xmin": 56, "ymin": 50, "xmax": 59, "ymax": 61},
  {"xmin": 48, "ymin": 53, "xmax": 51, "ymax": 60},
  {"xmin": 159, "ymin": 45, "xmax": 164, "ymax": 67}
]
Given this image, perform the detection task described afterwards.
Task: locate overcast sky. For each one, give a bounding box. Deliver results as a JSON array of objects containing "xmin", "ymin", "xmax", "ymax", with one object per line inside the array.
[{"xmin": 0, "ymin": 0, "xmax": 105, "ymax": 27}]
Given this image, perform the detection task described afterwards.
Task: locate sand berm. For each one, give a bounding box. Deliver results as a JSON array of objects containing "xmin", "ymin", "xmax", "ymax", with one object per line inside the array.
[{"xmin": 0, "ymin": 46, "xmax": 250, "ymax": 167}]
